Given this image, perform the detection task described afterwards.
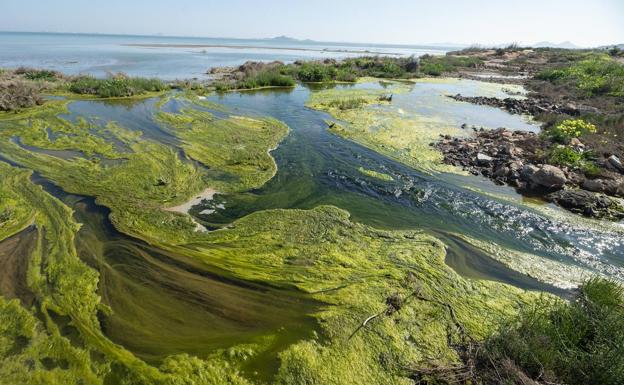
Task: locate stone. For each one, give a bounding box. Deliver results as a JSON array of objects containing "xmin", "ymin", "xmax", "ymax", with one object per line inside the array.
[
  {"xmin": 493, "ymin": 166, "xmax": 510, "ymax": 178},
  {"xmin": 607, "ymin": 155, "xmax": 624, "ymax": 172},
  {"xmin": 520, "ymin": 164, "xmax": 539, "ymax": 180},
  {"xmin": 530, "ymin": 165, "xmax": 567, "ymax": 189},
  {"xmin": 582, "ymin": 179, "xmax": 606, "ymax": 193},
  {"xmin": 476, "ymin": 152, "xmax": 493, "ymax": 165},
  {"xmin": 508, "ymin": 160, "xmax": 524, "ymax": 172},
  {"xmin": 547, "ymin": 189, "xmax": 624, "ymax": 219}
]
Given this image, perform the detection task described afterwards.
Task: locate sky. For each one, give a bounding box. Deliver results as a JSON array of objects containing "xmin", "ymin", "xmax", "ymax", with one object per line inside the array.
[{"xmin": 1, "ymin": 0, "xmax": 623, "ymax": 47}]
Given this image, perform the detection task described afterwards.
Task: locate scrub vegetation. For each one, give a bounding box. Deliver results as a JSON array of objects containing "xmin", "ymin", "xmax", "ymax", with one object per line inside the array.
[
  {"xmin": 68, "ymin": 74, "xmax": 166, "ymax": 98},
  {"xmin": 212, "ymin": 55, "xmax": 483, "ymax": 91},
  {"xmin": 0, "ymin": 68, "xmax": 168, "ymax": 112},
  {"xmin": 471, "ymin": 278, "xmax": 624, "ymax": 385}
]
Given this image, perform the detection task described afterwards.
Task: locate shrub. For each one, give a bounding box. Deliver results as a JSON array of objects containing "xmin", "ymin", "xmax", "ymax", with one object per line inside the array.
[
  {"xmin": 69, "ymin": 74, "xmax": 166, "ymax": 98},
  {"xmin": 418, "ymin": 55, "xmax": 482, "ymax": 76},
  {"xmin": 296, "ymin": 63, "xmax": 337, "ymax": 82},
  {"xmin": 14, "ymin": 67, "xmax": 59, "ymax": 82},
  {"xmin": 0, "ymin": 79, "xmax": 44, "ymax": 111},
  {"xmin": 536, "ymin": 55, "xmax": 624, "ymax": 96},
  {"xmin": 549, "ymin": 146, "xmax": 583, "ymax": 167},
  {"xmin": 547, "ymin": 118, "xmax": 597, "ymax": 143},
  {"xmin": 327, "ymin": 97, "xmax": 369, "ymax": 110},
  {"xmin": 478, "ymin": 278, "xmax": 624, "ymax": 385}
]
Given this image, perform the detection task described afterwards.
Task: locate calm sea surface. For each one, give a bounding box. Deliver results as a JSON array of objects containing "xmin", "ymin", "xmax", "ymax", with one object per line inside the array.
[{"xmin": 0, "ymin": 32, "xmax": 452, "ymax": 79}]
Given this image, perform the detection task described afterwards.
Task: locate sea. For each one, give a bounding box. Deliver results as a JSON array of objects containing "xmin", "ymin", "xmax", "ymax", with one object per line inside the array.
[{"xmin": 0, "ymin": 31, "xmax": 454, "ymax": 79}]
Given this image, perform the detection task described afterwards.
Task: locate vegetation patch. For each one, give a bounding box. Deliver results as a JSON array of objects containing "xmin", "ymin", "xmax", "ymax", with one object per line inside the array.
[
  {"xmin": 471, "ymin": 278, "xmax": 624, "ymax": 385},
  {"xmin": 537, "ymin": 55, "xmax": 624, "ymax": 97},
  {"xmin": 68, "ymin": 74, "xmax": 166, "ymax": 98}
]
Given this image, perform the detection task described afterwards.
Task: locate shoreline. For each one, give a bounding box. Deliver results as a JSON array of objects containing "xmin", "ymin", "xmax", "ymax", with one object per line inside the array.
[{"xmin": 123, "ymin": 43, "xmax": 403, "ymax": 56}]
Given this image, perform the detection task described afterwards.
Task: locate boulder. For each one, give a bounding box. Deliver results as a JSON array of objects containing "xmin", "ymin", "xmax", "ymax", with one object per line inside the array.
[
  {"xmin": 582, "ymin": 179, "xmax": 606, "ymax": 193},
  {"xmin": 520, "ymin": 164, "xmax": 539, "ymax": 181},
  {"xmin": 493, "ymin": 166, "xmax": 510, "ymax": 178},
  {"xmin": 530, "ymin": 165, "xmax": 567, "ymax": 189},
  {"xmin": 547, "ymin": 189, "xmax": 624, "ymax": 220}
]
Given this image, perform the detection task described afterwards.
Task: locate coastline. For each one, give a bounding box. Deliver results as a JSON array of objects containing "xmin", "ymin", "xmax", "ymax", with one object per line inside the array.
[{"xmin": 123, "ymin": 42, "xmax": 403, "ymax": 55}]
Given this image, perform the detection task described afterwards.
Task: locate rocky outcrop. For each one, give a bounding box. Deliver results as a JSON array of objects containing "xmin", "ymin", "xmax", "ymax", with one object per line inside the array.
[
  {"xmin": 435, "ymin": 127, "xmax": 624, "ymax": 220},
  {"xmin": 547, "ymin": 189, "xmax": 624, "ymax": 220},
  {"xmin": 447, "ymin": 94, "xmax": 593, "ymax": 116}
]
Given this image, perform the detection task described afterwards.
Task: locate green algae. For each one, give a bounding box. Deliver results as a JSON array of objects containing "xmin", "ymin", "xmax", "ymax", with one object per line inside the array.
[
  {"xmin": 156, "ymin": 108, "xmax": 289, "ymax": 192},
  {"xmin": 0, "ymin": 164, "xmax": 36, "ymax": 241},
  {"xmin": 357, "ymin": 167, "xmax": 394, "ymax": 181},
  {"xmin": 307, "ymin": 86, "xmax": 460, "ymax": 174},
  {"xmin": 0, "ymin": 92, "xmax": 544, "ymax": 385}
]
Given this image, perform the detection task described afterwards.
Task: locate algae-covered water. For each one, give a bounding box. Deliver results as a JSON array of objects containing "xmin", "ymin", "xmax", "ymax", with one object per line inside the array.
[{"xmin": 2, "ymin": 78, "xmax": 624, "ymax": 382}]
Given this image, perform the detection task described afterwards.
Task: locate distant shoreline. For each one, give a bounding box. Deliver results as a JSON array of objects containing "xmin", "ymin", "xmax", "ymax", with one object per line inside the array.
[{"xmin": 122, "ymin": 43, "xmax": 403, "ymax": 56}]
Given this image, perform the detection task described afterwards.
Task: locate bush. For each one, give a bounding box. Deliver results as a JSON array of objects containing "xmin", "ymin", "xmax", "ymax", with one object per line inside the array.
[
  {"xmin": 478, "ymin": 278, "xmax": 624, "ymax": 385},
  {"xmin": 327, "ymin": 97, "xmax": 369, "ymax": 110},
  {"xmin": 547, "ymin": 118, "xmax": 597, "ymax": 143},
  {"xmin": 295, "ymin": 62, "xmax": 337, "ymax": 82},
  {"xmin": 0, "ymin": 79, "xmax": 44, "ymax": 111},
  {"xmin": 418, "ymin": 54, "xmax": 482, "ymax": 76},
  {"xmin": 14, "ymin": 67, "xmax": 59, "ymax": 82},
  {"xmin": 68, "ymin": 74, "xmax": 166, "ymax": 97},
  {"xmin": 536, "ymin": 55, "xmax": 624, "ymax": 96},
  {"xmin": 548, "ymin": 145, "xmax": 583, "ymax": 167}
]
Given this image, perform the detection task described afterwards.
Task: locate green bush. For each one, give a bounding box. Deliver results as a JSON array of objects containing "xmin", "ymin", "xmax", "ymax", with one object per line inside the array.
[
  {"xmin": 216, "ymin": 68, "xmax": 295, "ymax": 91},
  {"xmin": 536, "ymin": 55, "xmax": 624, "ymax": 96},
  {"xmin": 327, "ymin": 97, "xmax": 369, "ymax": 110},
  {"xmin": 479, "ymin": 278, "xmax": 624, "ymax": 385},
  {"xmin": 547, "ymin": 118, "xmax": 597, "ymax": 143},
  {"xmin": 418, "ymin": 55, "xmax": 482, "ymax": 76},
  {"xmin": 549, "ymin": 146, "xmax": 583, "ymax": 166},
  {"xmin": 17, "ymin": 68, "xmax": 59, "ymax": 82},
  {"xmin": 68, "ymin": 74, "xmax": 166, "ymax": 97},
  {"xmin": 295, "ymin": 63, "xmax": 337, "ymax": 82}
]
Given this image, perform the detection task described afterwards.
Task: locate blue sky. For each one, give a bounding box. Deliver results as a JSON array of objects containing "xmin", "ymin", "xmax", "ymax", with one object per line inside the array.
[{"xmin": 2, "ymin": 0, "xmax": 622, "ymax": 46}]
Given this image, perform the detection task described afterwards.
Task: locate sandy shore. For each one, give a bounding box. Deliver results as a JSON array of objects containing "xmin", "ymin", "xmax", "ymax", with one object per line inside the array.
[
  {"xmin": 165, "ymin": 187, "xmax": 217, "ymax": 232},
  {"xmin": 123, "ymin": 43, "xmax": 401, "ymax": 56}
]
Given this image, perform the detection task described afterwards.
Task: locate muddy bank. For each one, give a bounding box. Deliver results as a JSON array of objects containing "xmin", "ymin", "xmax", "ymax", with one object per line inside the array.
[{"xmin": 435, "ymin": 128, "xmax": 624, "ymax": 220}]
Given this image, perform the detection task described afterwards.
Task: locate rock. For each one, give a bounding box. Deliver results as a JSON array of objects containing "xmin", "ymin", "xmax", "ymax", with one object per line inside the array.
[
  {"xmin": 582, "ymin": 179, "xmax": 606, "ymax": 193},
  {"xmin": 493, "ymin": 166, "xmax": 510, "ymax": 178},
  {"xmin": 476, "ymin": 153, "xmax": 493, "ymax": 165},
  {"xmin": 508, "ymin": 160, "xmax": 524, "ymax": 172},
  {"xmin": 520, "ymin": 164, "xmax": 539, "ymax": 180},
  {"xmin": 607, "ymin": 155, "xmax": 624, "ymax": 173},
  {"xmin": 530, "ymin": 165, "xmax": 567, "ymax": 189},
  {"xmin": 547, "ymin": 189, "xmax": 624, "ymax": 220}
]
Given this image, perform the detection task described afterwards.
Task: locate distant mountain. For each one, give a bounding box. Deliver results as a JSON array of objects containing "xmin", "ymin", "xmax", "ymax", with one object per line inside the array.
[
  {"xmin": 531, "ymin": 41, "xmax": 580, "ymax": 49},
  {"xmin": 268, "ymin": 35, "xmax": 303, "ymax": 42}
]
